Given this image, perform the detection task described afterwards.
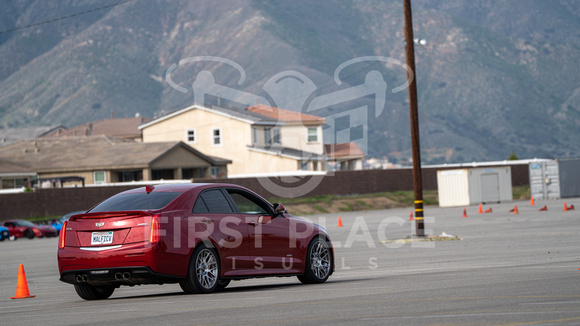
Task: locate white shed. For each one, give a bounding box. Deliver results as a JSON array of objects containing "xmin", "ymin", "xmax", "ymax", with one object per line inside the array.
[{"xmin": 437, "ymin": 167, "xmax": 513, "ymax": 207}]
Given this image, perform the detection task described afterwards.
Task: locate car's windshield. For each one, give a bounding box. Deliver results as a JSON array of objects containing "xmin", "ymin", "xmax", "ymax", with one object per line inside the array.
[
  {"xmin": 17, "ymin": 220, "xmax": 35, "ymax": 227},
  {"xmin": 89, "ymin": 192, "xmax": 182, "ymax": 212}
]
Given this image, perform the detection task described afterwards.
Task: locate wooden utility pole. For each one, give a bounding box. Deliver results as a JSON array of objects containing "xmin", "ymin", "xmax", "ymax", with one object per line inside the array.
[{"xmin": 403, "ymin": 0, "xmax": 425, "ymax": 237}]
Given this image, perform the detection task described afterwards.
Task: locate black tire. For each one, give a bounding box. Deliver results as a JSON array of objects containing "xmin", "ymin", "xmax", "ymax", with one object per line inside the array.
[
  {"xmin": 298, "ymin": 237, "xmax": 333, "ymax": 284},
  {"xmin": 179, "ymin": 244, "xmax": 220, "ymax": 294},
  {"xmin": 216, "ymin": 279, "xmax": 230, "ymax": 290},
  {"xmin": 24, "ymin": 228, "xmax": 35, "ymax": 239},
  {"xmin": 74, "ymin": 284, "xmax": 115, "ymax": 300},
  {"xmin": 0, "ymin": 237, "xmax": 4, "ymax": 242}
]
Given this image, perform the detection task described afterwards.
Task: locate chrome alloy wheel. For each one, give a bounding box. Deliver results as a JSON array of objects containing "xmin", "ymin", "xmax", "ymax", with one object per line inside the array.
[
  {"xmin": 196, "ymin": 249, "xmax": 218, "ymax": 289},
  {"xmin": 310, "ymin": 240, "xmax": 331, "ymax": 279}
]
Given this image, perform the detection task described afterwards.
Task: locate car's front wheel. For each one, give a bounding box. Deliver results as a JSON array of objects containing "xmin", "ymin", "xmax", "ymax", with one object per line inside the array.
[
  {"xmin": 216, "ymin": 279, "xmax": 230, "ymax": 290},
  {"xmin": 24, "ymin": 229, "xmax": 35, "ymax": 239},
  {"xmin": 180, "ymin": 244, "xmax": 220, "ymax": 294},
  {"xmin": 74, "ymin": 284, "xmax": 115, "ymax": 300},
  {"xmin": 298, "ymin": 237, "xmax": 333, "ymax": 284}
]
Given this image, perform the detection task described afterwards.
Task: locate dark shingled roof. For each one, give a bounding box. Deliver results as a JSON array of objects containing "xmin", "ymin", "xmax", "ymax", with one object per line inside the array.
[
  {"xmin": 0, "ymin": 136, "xmax": 230, "ymax": 173},
  {"xmin": 39, "ymin": 117, "xmax": 151, "ymax": 139}
]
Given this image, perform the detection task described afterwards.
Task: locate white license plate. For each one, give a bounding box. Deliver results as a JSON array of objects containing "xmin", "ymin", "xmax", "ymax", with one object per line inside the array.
[{"xmin": 91, "ymin": 231, "xmax": 113, "ymax": 245}]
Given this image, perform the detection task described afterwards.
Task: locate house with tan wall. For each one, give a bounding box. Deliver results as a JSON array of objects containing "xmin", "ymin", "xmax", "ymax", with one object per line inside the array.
[{"xmin": 139, "ymin": 104, "xmax": 328, "ymax": 176}]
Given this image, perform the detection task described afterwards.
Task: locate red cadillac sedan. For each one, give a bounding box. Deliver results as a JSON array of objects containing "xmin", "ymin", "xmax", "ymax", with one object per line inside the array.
[{"xmin": 58, "ymin": 183, "xmax": 334, "ymax": 300}]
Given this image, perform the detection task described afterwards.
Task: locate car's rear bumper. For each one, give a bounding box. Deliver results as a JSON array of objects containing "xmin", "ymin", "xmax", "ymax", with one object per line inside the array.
[{"xmin": 59, "ymin": 266, "xmax": 182, "ymax": 286}]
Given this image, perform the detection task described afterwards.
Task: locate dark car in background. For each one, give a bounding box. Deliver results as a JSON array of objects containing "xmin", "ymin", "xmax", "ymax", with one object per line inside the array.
[
  {"xmin": 58, "ymin": 183, "xmax": 334, "ymax": 300},
  {"xmin": 3, "ymin": 219, "xmax": 58, "ymax": 239}
]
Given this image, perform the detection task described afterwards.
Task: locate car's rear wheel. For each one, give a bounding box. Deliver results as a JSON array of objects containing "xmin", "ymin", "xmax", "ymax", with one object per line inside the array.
[
  {"xmin": 298, "ymin": 237, "xmax": 332, "ymax": 284},
  {"xmin": 74, "ymin": 284, "xmax": 115, "ymax": 300},
  {"xmin": 24, "ymin": 229, "xmax": 34, "ymax": 239},
  {"xmin": 180, "ymin": 244, "xmax": 220, "ymax": 294}
]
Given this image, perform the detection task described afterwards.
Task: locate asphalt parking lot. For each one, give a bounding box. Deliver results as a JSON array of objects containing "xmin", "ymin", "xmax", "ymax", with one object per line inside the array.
[{"xmin": 1, "ymin": 198, "xmax": 579, "ymax": 325}]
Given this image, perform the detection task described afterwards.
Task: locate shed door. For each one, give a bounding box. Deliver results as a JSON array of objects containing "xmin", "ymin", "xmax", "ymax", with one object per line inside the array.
[{"xmin": 481, "ymin": 173, "xmax": 500, "ymax": 203}]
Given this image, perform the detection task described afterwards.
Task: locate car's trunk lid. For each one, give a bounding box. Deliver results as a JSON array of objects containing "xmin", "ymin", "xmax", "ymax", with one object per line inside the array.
[{"xmin": 65, "ymin": 211, "xmax": 153, "ymax": 247}]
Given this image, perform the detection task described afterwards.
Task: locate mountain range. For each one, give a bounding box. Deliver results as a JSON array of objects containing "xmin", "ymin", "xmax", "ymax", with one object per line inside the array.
[{"xmin": 1, "ymin": 0, "xmax": 579, "ymax": 164}]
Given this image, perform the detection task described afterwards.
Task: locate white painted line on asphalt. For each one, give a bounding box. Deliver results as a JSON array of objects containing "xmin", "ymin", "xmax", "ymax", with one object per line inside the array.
[{"xmin": 521, "ymin": 301, "xmax": 580, "ymax": 305}]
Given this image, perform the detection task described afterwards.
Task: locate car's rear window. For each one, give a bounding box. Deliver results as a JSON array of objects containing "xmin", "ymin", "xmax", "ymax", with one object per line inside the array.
[{"xmin": 89, "ymin": 192, "xmax": 182, "ymax": 212}]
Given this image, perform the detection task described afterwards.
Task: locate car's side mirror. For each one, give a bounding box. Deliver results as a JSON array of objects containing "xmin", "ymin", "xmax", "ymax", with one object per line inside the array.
[{"xmin": 273, "ymin": 203, "xmax": 287, "ymax": 216}]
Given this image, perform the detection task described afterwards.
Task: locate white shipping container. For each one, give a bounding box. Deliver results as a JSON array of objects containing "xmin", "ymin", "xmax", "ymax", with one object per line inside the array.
[
  {"xmin": 437, "ymin": 167, "xmax": 513, "ymax": 207},
  {"xmin": 529, "ymin": 160, "xmax": 560, "ymax": 200}
]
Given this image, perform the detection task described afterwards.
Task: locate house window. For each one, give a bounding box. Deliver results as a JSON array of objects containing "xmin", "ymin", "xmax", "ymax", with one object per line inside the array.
[
  {"xmin": 264, "ymin": 127, "xmax": 271, "ymax": 145},
  {"xmin": 211, "ymin": 166, "xmax": 221, "ymax": 178},
  {"xmin": 117, "ymin": 170, "xmax": 142, "ymax": 182},
  {"xmin": 273, "ymin": 127, "xmax": 281, "ymax": 145},
  {"xmin": 14, "ymin": 178, "xmax": 26, "ymax": 188},
  {"xmin": 94, "ymin": 171, "xmax": 106, "ymax": 184},
  {"xmin": 299, "ymin": 161, "xmax": 309, "ymax": 171},
  {"xmin": 212, "ymin": 128, "xmax": 222, "ymax": 146},
  {"xmin": 252, "ymin": 127, "xmax": 258, "ymax": 146},
  {"xmin": 187, "ymin": 129, "xmax": 196, "ymax": 143},
  {"xmin": 307, "ymin": 127, "xmax": 318, "ymax": 142},
  {"xmin": 152, "ymin": 169, "xmax": 174, "ymax": 180}
]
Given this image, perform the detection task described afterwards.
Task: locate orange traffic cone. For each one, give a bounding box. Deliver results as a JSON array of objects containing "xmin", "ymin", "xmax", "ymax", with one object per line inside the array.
[
  {"xmin": 11, "ymin": 264, "xmax": 36, "ymax": 299},
  {"xmin": 484, "ymin": 208, "xmax": 493, "ymax": 213},
  {"xmin": 514, "ymin": 205, "xmax": 518, "ymax": 215},
  {"xmin": 564, "ymin": 202, "xmax": 568, "ymax": 212},
  {"xmin": 538, "ymin": 205, "xmax": 547, "ymax": 211},
  {"xmin": 569, "ymin": 204, "xmax": 575, "ymax": 210},
  {"xmin": 530, "ymin": 197, "xmax": 535, "ymax": 206},
  {"xmin": 337, "ymin": 216, "xmax": 343, "ymax": 227},
  {"xmin": 462, "ymin": 208, "xmax": 467, "ymax": 218},
  {"xmin": 478, "ymin": 204, "xmax": 483, "ymax": 214},
  {"xmin": 409, "ymin": 211, "xmax": 413, "ymax": 221}
]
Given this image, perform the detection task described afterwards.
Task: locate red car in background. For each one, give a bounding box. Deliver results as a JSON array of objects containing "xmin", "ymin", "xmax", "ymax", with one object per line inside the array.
[
  {"xmin": 3, "ymin": 219, "xmax": 58, "ymax": 239},
  {"xmin": 58, "ymin": 183, "xmax": 334, "ymax": 300}
]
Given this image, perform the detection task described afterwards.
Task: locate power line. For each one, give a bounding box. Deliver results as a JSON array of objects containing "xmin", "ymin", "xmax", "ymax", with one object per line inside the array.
[{"xmin": 0, "ymin": 0, "xmax": 135, "ymax": 34}]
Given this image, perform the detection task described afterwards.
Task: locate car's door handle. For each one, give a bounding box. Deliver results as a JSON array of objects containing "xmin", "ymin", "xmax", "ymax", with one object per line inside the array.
[
  {"xmin": 201, "ymin": 218, "xmax": 213, "ymax": 224},
  {"xmin": 247, "ymin": 221, "xmax": 257, "ymax": 226}
]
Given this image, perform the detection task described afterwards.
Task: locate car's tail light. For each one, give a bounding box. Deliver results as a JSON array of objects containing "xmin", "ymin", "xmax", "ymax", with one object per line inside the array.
[
  {"xmin": 58, "ymin": 221, "xmax": 67, "ymax": 249},
  {"xmin": 150, "ymin": 215, "xmax": 160, "ymax": 243}
]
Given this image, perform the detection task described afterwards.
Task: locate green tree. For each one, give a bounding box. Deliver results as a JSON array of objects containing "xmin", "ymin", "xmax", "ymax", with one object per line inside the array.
[{"xmin": 508, "ymin": 151, "xmax": 519, "ymax": 160}]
